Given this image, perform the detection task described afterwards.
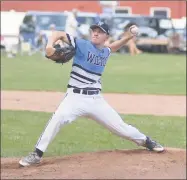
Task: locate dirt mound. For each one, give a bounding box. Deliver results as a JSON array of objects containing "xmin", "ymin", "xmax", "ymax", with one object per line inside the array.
[{"xmin": 1, "ymin": 148, "xmax": 186, "ymax": 179}]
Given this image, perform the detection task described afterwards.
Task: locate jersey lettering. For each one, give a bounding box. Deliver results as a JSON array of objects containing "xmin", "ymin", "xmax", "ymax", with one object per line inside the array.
[{"xmin": 87, "ymin": 51, "xmax": 107, "ymax": 67}]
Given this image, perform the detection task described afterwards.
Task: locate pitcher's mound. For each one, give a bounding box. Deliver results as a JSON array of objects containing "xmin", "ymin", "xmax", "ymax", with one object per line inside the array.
[{"xmin": 1, "ymin": 148, "xmax": 186, "ymax": 179}]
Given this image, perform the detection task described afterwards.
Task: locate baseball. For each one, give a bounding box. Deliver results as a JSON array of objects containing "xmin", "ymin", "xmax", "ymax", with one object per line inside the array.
[{"xmin": 129, "ymin": 25, "xmax": 139, "ymax": 36}]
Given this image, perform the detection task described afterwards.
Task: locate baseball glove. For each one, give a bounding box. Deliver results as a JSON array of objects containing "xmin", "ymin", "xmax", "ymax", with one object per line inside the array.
[{"xmin": 46, "ymin": 44, "xmax": 75, "ymax": 64}]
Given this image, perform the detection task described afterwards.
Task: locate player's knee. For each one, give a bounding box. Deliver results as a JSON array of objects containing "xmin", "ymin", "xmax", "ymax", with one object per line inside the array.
[
  {"xmin": 50, "ymin": 111, "xmax": 72, "ymax": 125},
  {"xmin": 59, "ymin": 112, "xmax": 74, "ymax": 125}
]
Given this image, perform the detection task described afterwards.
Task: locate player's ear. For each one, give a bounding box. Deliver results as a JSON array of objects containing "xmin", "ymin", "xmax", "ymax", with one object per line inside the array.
[{"xmin": 106, "ymin": 35, "xmax": 110, "ymax": 40}]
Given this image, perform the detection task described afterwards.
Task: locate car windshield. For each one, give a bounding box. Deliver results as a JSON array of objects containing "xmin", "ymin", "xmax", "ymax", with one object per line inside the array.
[
  {"xmin": 37, "ymin": 14, "xmax": 67, "ymax": 30},
  {"xmin": 113, "ymin": 17, "xmax": 157, "ymax": 30},
  {"xmin": 159, "ymin": 19, "xmax": 173, "ymax": 29}
]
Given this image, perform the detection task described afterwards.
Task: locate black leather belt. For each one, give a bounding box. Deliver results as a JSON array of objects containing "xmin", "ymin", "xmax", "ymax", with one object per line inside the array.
[{"xmin": 73, "ymin": 88, "xmax": 99, "ymax": 95}]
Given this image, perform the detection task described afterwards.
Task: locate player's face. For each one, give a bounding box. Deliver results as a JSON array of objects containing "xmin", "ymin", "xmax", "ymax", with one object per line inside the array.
[{"xmin": 91, "ymin": 28, "xmax": 108, "ymax": 45}]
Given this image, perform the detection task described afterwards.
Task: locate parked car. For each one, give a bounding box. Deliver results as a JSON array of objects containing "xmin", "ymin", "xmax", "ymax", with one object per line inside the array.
[
  {"xmin": 101, "ymin": 14, "xmax": 173, "ymax": 53},
  {"xmin": 19, "ymin": 11, "xmax": 67, "ymax": 48},
  {"xmin": 111, "ymin": 14, "xmax": 172, "ymax": 35}
]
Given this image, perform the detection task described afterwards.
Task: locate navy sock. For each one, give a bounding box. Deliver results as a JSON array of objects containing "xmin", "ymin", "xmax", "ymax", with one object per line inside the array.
[{"xmin": 35, "ymin": 148, "xmax": 43, "ymax": 157}]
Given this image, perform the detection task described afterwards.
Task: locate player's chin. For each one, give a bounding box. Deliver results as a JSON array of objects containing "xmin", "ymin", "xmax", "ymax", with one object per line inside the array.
[
  {"xmin": 91, "ymin": 39, "xmax": 100, "ymax": 45},
  {"xmin": 91, "ymin": 38, "xmax": 98, "ymax": 43}
]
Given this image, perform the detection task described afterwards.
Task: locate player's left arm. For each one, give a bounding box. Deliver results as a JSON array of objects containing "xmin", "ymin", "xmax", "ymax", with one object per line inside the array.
[{"xmin": 106, "ymin": 25, "xmax": 138, "ymax": 53}]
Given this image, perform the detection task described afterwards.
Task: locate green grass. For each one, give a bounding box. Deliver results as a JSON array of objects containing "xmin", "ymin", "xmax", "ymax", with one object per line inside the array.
[
  {"xmin": 1, "ymin": 53, "xmax": 186, "ymax": 95},
  {"xmin": 1, "ymin": 110, "xmax": 186, "ymax": 157}
]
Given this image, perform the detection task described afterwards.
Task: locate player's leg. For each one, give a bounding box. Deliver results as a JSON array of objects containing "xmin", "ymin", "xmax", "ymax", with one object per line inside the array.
[
  {"xmin": 19, "ymin": 92, "xmax": 84, "ymax": 167},
  {"xmin": 89, "ymin": 95, "xmax": 164, "ymax": 152}
]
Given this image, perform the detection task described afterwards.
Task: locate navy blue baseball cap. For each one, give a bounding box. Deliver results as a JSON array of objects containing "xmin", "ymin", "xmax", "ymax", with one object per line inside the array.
[{"xmin": 90, "ymin": 21, "xmax": 110, "ymax": 35}]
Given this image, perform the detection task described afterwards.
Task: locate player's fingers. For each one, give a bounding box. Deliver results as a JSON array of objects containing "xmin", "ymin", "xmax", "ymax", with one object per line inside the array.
[{"xmin": 45, "ymin": 47, "xmax": 56, "ymax": 57}]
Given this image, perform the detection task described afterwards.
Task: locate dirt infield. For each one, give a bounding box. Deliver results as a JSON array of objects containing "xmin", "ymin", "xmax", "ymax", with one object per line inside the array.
[
  {"xmin": 1, "ymin": 91, "xmax": 186, "ymax": 179},
  {"xmin": 1, "ymin": 90, "xmax": 186, "ymax": 116},
  {"xmin": 1, "ymin": 148, "xmax": 186, "ymax": 179}
]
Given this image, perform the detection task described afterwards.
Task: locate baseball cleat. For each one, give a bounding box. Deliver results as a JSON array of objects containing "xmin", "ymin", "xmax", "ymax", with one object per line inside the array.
[
  {"xmin": 19, "ymin": 152, "xmax": 41, "ymax": 167},
  {"xmin": 144, "ymin": 136, "xmax": 165, "ymax": 152}
]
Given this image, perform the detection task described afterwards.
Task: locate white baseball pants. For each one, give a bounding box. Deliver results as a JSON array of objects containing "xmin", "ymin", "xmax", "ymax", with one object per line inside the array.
[{"xmin": 35, "ymin": 88, "xmax": 146, "ymax": 152}]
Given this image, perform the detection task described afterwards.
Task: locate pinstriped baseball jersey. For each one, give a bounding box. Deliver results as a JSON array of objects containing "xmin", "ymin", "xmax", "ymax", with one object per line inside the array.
[{"xmin": 66, "ymin": 34, "xmax": 111, "ymax": 90}]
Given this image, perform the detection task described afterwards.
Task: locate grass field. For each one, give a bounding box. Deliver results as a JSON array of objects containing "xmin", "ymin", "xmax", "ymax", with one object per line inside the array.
[
  {"xmin": 1, "ymin": 53, "xmax": 186, "ymax": 95},
  {"xmin": 1, "ymin": 110, "xmax": 186, "ymax": 157},
  {"xmin": 1, "ymin": 52, "xmax": 186, "ymax": 160}
]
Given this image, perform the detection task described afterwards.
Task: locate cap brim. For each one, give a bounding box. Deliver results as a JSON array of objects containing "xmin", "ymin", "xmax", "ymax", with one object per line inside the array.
[{"xmin": 90, "ymin": 25, "xmax": 108, "ymax": 34}]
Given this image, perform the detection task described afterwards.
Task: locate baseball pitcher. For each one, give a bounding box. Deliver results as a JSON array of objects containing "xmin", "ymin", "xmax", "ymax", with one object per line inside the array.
[{"xmin": 19, "ymin": 21, "xmax": 164, "ymax": 167}]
